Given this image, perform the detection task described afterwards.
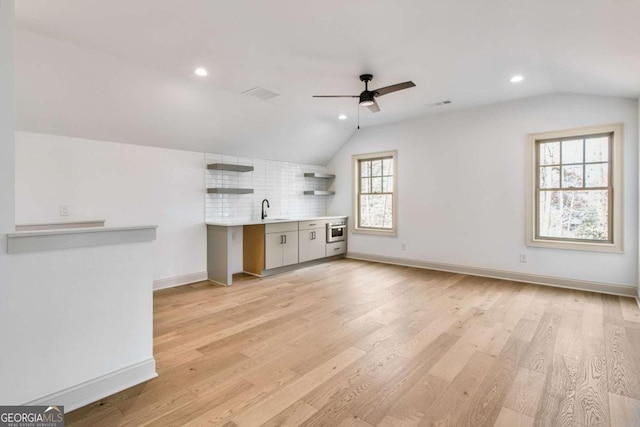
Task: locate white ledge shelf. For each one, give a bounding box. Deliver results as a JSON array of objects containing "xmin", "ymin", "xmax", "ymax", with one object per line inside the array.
[
  {"xmin": 7, "ymin": 225, "xmax": 157, "ymax": 254},
  {"xmin": 207, "ymin": 163, "xmax": 254, "ymax": 172},
  {"xmin": 15, "ymin": 220, "xmax": 106, "ymax": 232},
  {"xmin": 207, "ymin": 188, "xmax": 254, "ymax": 194},
  {"xmin": 303, "ymin": 190, "xmax": 335, "ymax": 196},
  {"xmin": 304, "ymin": 172, "xmax": 336, "ymax": 179}
]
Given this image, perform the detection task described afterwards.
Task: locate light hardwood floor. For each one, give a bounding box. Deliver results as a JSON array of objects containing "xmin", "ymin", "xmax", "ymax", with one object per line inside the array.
[{"xmin": 66, "ymin": 259, "xmax": 640, "ymax": 426}]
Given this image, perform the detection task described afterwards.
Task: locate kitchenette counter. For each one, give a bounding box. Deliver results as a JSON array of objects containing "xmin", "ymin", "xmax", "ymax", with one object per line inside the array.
[
  {"xmin": 205, "ymin": 215, "xmax": 347, "ymax": 227},
  {"xmin": 206, "ymin": 216, "xmax": 347, "ymax": 286}
]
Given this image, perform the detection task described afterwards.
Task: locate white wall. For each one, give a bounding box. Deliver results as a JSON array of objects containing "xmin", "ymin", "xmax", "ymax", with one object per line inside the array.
[
  {"xmin": 0, "ymin": 0, "xmax": 15, "ymax": 244},
  {"xmin": 328, "ymin": 93, "xmax": 639, "ymax": 290},
  {"xmin": 15, "ymin": 132, "xmax": 334, "ymax": 285},
  {"xmin": 0, "ymin": 0, "xmax": 19, "ymax": 400},
  {"xmin": 2, "ymin": 1, "xmax": 155, "ymax": 408},
  {"xmin": 3, "ymin": 241, "xmax": 156, "ymax": 408},
  {"xmin": 15, "ymin": 132, "xmax": 208, "ymax": 284}
]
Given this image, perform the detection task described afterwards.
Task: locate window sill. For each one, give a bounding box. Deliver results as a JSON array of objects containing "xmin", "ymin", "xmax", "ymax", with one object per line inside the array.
[
  {"xmin": 353, "ymin": 228, "xmax": 397, "ymax": 237},
  {"xmin": 527, "ymin": 238, "xmax": 623, "ymax": 253}
]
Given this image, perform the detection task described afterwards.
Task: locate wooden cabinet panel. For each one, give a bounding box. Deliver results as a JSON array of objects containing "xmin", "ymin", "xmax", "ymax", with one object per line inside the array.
[{"xmin": 243, "ymin": 224, "xmax": 265, "ymax": 275}]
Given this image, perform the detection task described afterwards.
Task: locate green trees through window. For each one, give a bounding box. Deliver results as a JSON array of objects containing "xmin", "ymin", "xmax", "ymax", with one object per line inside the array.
[
  {"xmin": 528, "ymin": 123, "xmax": 622, "ymax": 253},
  {"xmin": 536, "ymin": 134, "xmax": 611, "ymax": 242}
]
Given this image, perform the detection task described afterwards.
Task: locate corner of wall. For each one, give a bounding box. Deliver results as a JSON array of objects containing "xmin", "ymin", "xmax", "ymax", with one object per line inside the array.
[{"xmin": 0, "ymin": 0, "xmax": 15, "ymax": 239}]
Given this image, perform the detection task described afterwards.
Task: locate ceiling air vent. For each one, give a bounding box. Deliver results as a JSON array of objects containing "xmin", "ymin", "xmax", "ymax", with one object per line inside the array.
[{"xmin": 242, "ymin": 86, "xmax": 280, "ymax": 101}]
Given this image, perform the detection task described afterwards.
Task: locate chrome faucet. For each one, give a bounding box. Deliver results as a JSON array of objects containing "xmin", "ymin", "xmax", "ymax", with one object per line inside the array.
[{"xmin": 261, "ymin": 199, "xmax": 270, "ymax": 220}]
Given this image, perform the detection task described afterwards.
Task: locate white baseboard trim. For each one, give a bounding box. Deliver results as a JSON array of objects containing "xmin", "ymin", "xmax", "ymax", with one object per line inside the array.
[
  {"xmin": 153, "ymin": 271, "xmax": 208, "ymax": 291},
  {"xmin": 24, "ymin": 358, "xmax": 157, "ymax": 413},
  {"xmin": 347, "ymin": 252, "xmax": 637, "ymax": 297}
]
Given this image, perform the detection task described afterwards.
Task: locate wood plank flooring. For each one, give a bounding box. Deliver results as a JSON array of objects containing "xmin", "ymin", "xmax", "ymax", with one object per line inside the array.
[{"xmin": 65, "ymin": 259, "xmax": 640, "ymax": 426}]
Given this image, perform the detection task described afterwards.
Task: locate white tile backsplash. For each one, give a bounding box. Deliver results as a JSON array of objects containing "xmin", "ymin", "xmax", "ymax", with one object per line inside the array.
[{"xmin": 205, "ymin": 153, "xmax": 331, "ymax": 222}]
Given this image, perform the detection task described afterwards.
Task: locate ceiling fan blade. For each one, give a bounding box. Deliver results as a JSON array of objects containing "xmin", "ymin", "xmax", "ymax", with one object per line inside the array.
[
  {"xmin": 373, "ymin": 81, "xmax": 416, "ymax": 97},
  {"xmin": 312, "ymin": 95, "xmax": 359, "ymax": 98},
  {"xmin": 367, "ymin": 100, "xmax": 381, "ymax": 113}
]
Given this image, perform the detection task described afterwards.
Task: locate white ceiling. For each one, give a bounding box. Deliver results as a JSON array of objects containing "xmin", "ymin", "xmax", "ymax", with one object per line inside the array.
[{"xmin": 14, "ymin": 0, "xmax": 640, "ymax": 164}]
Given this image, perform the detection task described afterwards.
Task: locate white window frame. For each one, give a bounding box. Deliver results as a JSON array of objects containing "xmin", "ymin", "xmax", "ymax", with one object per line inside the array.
[
  {"xmin": 352, "ymin": 150, "xmax": 398, "ymax": 236},
  {"xmin": 526, "ymin": 123, "xmax": 623, "ymax": 253}
]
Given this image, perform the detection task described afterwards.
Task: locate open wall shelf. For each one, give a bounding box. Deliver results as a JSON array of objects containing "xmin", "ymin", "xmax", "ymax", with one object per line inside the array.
[
  {"xmin": 303, "ymin": 190, "xmax": 335, "ymax": 196},
  {"xmin": 207, "ymin": 188, "xmax": 254, "ymax": 194},
  {"xmin": 207, "ymin": 163, "xmax": 254, "ymax": 172},
  {"xmin": 304, "ymin": 172, "xmax": 335, "ymax": 179},
  {"xmin": 304, "ymin": 172, "xmax": 335, "ymax": 195}
]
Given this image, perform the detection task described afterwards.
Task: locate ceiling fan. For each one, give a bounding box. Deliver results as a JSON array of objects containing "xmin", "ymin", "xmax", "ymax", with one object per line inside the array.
[{"xmin": 313, "ymin": 74, "xmax": 416, "ymax": 113}]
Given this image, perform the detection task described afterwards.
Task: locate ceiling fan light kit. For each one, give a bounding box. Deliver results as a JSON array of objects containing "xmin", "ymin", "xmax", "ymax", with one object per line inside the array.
[
  {"xmin": 313, "ymin": 74, "xmax": 415, "ymax": 114},
  {"xmin": 359, "ymin": 97, "xmax": 375, "ymax": 107}
]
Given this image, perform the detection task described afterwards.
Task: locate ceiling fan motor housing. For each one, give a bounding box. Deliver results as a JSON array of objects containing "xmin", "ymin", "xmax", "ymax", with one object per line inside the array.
[
  {"xmin": 359, "ymin": 91, "xmax": 375, "ymax": 106},
  {"xmin": 359, "ymin": 74, "xmax": 375, "ymax": 105}
]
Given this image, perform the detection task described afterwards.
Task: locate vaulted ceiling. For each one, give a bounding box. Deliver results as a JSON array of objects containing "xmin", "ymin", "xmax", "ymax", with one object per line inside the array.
[{"xmin": 14, "ymin": 0, "xmax": 640, "ymax": 164}]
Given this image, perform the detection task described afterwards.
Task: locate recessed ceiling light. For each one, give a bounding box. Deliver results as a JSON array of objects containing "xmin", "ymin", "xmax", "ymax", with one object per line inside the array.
[
  {"xmin": 194, "ymin": 68, "xmax": 208, "ymax": 77},
  {"xmin": 338, "ymin": 114, "xmax": 347, "ymax": 120},
  {"xmin": 510, "ymin": 75, "xmax": 524, "ymax": 83}
]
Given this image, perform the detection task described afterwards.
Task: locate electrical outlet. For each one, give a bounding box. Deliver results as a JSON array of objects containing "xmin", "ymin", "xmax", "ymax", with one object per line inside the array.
[
  {"xmin": 60, "ymin": 205, "xmax": 70, "ymax": 216},
  {"xmin": 401, "ymin": 242, "xmax": 407, "ymax": 251},
  {"xmin": 519, "ymin": 253, "xmax": 527, "ymax": 263}
]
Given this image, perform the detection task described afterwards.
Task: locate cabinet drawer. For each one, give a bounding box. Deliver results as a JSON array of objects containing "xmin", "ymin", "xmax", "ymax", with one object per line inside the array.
[
  {"xmin": 299, "ymin": 219, "xmax": 327, "ymax": 231},
  {"xmin": 265, "ymin": 222, "xmax": 298, "ymax": 234},
  {"xmin": 326, "ymin": 241, "xmax": 347, "ymax": 256}
]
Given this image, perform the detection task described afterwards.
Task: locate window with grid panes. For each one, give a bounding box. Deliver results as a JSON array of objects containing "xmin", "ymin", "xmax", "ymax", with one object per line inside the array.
[
  {"xmin": 528, "ymin": 124, "xmax": 623, "ymax": 252},
  {"xmin": 353, "ymin": 151, "xmax": 397, "ymax": 235}
]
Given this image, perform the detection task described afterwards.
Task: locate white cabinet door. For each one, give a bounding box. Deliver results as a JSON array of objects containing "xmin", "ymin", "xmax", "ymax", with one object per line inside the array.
[
  {"xmin": 299, "ymin": 230, "xmax": 325, "ymax": 263},
  {"xmin": 266, "ymin": 231, "xmax": 298, "ymax": 269},
  {"xmin": 265, "ymin": 232, "xmax": 284, "ymax": 270},
  {"xmin": 282, "ymin": 231, "xmax": 299, "ymax": 267}
]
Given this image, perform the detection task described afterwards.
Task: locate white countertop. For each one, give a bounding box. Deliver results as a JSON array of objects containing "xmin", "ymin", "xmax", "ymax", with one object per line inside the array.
[{"xmin": 205, "ymin": 216, "xmax": 347, "ymax": 227}]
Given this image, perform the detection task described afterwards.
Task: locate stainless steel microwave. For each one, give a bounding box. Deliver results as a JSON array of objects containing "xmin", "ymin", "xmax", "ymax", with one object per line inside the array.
[{"xmin": 326, "ymin": 220, "xmax": 346, "ymax": 243}]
